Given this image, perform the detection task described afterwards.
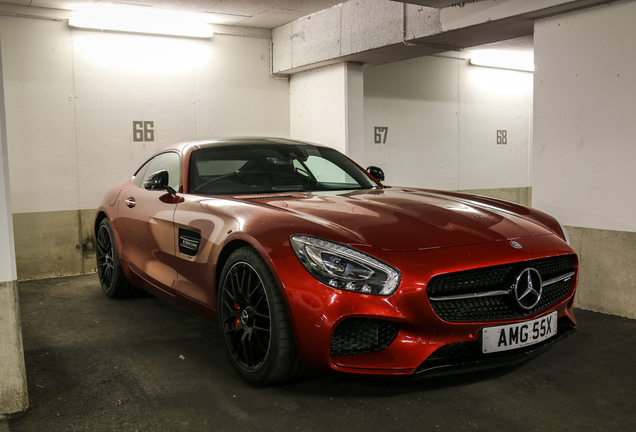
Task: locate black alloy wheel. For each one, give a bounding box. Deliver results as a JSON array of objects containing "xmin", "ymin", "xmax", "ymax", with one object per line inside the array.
[
  {"xmin": 221, "ymin": 261, "xmax": 271, "ymax": 371},
  {"xmin": 219, "ymin": 247, "xmax": 303, "ymax": 385},
  {"xmin": 96, "ymin": 218, "xmax": 136, "ymax": 299}
]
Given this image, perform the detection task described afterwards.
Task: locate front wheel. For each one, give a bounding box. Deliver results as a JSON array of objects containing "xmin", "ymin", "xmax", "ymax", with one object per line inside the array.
[{"xmin": 218, "ymin": 246, "xmax": 303, "ymax": 385}]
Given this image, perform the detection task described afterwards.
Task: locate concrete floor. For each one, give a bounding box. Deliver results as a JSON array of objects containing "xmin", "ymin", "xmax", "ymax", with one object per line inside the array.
[{"xmin": 4, "ymin": 274, "xmax": 636, "ymax": 432}]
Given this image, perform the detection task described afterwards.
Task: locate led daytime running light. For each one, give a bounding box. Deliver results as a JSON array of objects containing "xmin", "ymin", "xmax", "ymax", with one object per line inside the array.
[{"xmin": 290, "ymin": 235, "xmax": 400, "ymax": 296}]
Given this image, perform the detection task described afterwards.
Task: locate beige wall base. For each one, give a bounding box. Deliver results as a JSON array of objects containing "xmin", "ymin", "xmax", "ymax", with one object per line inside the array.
[
  {"xmin": 0, "ymin": 280, "xmax": 28, "ymax": 415},
  {"xmin": 568, "ymin": 226, "xmax": 636, "ymax": 319},
  {"xmin": 12, "ymin": 209, "xmax": 96, "ymax": 281}
]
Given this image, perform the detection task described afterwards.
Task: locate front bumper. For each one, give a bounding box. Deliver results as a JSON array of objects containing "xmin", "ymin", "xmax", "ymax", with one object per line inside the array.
[
  {"xmin": 270, "ymin": 234, "xmax": 578, "ymax": 376},
  {"xmin": 413, "ymin": 321, "xmax": 576, "ymax": 378}
]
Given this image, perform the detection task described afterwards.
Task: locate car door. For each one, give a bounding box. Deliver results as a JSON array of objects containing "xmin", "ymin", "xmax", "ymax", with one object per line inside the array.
[
  {"xmin": 171, "ymin": 146, "xmax": 247, "ymax": 307},
  {"xmin": 116, "ymin": 151, "xmax": 181, "ymax": 295},
  {"xmin": 172, "ymin": 194, "xmax": 224, "ymax": 307}
]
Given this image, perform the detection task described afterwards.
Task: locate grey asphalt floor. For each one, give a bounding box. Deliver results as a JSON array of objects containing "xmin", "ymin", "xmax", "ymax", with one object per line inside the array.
[{"xmin": 5, "ymin": 274, "xmax": 636, "ymax": 431}]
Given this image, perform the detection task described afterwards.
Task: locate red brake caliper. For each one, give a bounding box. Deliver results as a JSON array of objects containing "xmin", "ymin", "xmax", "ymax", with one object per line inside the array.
[{"xmin": 234, "ymin": 302, "xmax": 241, "ymax": 327}]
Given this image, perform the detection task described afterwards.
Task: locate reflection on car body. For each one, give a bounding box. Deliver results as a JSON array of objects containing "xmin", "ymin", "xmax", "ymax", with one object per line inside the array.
[{"xmin": 95, "ymin": 137, "xmax": 578, "ymax": 384}]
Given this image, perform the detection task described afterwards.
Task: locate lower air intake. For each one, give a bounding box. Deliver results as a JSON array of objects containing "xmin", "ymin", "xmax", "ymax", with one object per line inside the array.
[{"xmin": 331, "ymin": 318, "xmax": 398, "ymax": 356}]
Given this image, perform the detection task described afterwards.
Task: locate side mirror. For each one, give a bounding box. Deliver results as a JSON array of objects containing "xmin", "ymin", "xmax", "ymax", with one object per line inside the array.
[
  {"xmin": 366, "ymin": 166, "xmax": 385, "ymax": 182},
  {"xmin": 144, "ymin": 170, "xmax": 176, "ymax": 195}
]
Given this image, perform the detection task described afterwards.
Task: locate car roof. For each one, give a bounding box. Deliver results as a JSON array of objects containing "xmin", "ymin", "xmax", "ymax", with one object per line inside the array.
[{"xmin": 162, "ymin": 137, "xmax": 327, "ymax": 154}]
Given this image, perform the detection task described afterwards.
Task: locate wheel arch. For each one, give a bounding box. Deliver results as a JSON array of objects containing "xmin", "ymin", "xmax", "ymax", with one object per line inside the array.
[
  {"xmin": 214, "ymin": 239, "xmax": 253, "ymax": 290},
  {"xmin": 213, "ymin": 238, "xmax": 298, "ymax": 334},
  {"xmin": 94, "ymin": 211, "xmax": 129, "ymax": 282},
  {"xmin": 95, "ymin": 211, "xmax": 108, "ymax": 234}
]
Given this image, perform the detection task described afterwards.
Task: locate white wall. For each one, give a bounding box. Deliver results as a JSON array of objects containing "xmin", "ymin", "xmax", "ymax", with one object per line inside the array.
[
  {"xmin": 533, "ymin": 0, "xmax": 636, "ymax": 232},
  {"xmin": 1, "ymin": 12, "xmax": 290, "ymax": 214},
  {"xmin": 0, "ymin": 7, "xmax": 291, "ymax": 280},
  {"xmin": 290, "ymin": 62, "xmax": 364, "ymax": 156},
  {"xmin": 363, "ymin": 55, "xmax": 532, "ymax": 190},
  {"xmin": 459, "ymin": 64, "xmax": 533, "ymax": 190},
  {"xmin": 2, "ymin": 17, "xmax": 76, "ymax": 215}
]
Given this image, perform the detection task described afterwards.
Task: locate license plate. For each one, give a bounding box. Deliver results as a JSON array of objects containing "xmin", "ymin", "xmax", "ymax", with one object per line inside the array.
[{"xmin": 482, "ymin": 311, "xmax": 558, "ymax": 354}]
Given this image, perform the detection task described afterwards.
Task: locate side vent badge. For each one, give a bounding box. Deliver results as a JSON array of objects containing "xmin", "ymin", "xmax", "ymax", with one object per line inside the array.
[{"xmin": 179, "ymin": 228, "xmax": 202, "ymax": 257}]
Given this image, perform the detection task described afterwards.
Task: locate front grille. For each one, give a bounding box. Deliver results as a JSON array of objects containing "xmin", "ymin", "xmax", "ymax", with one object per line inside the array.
[
  {"xmin": 427, "ymin": 255, "xmax": 576, "ymax": 322},
  {"xmin": 331, "ymin": 319, "xmax": 399, "ymax": 356}
]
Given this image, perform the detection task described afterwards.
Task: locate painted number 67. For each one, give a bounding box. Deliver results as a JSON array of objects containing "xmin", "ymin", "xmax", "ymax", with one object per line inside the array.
[{"xmin": 374, "ymin": 127, "xmax": 388, "ymax": 144}]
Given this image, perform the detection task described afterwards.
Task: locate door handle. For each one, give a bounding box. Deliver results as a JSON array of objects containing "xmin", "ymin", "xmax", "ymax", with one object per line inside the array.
[{"xmin": 124, "ymin": 197, "xmax": 136, "ymax": 208}]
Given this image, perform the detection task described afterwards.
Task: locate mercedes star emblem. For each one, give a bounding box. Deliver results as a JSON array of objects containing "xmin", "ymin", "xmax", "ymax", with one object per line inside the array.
[
  {"xmin": 510, "ymin": 241, "xmax": 523, "ymax": 249},
  {"xmin": 513, "ymin": 268, "xmax": 543, "ymax": 310}
]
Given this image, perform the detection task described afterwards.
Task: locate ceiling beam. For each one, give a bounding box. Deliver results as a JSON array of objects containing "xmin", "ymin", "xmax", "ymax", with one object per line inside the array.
[{"xmin": 273, "ymin": 0, "xmax": 621, "ymax": 74}]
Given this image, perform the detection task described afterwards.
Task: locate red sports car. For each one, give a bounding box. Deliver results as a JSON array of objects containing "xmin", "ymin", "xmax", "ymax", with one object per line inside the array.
[{"xmin": 95, "ymin": 138, "xmax": 578, "ymax": 384}]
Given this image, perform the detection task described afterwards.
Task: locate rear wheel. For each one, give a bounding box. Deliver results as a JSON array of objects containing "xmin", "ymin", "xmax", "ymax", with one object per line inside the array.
[
  {"xmin": 218, "ymin": 246, "xmax": 303, "ymax": 385},
  {"xmin": 96, "ymin": 218, "xmax": 137, "ymax": 299}
]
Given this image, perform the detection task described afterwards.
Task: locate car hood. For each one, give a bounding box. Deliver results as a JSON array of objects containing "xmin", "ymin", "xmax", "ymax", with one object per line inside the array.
[{"xmin": 236, "ymin": 188, "xmax": 555, "ymax": 252}]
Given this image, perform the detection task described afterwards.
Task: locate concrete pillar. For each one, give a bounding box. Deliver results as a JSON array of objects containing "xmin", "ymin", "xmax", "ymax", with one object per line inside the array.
[
  {"xmin": 533, "ymin": 1, "xmax": 636, "ymax": 319},
  {"xmin": 289, "ymin": 62, "xmax": 364, "ymax": 161},
  {"xmin": 0, "ymin": 43, "xmax": 28, "ymax": 415}
]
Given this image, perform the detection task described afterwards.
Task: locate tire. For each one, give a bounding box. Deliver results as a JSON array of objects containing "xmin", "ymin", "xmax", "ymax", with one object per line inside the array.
[
  {"xmin": 218, "ymin": 246, "xmax": 303, "ymax": 385},
  {"xmin": 95, "ymin": 218, "xmax": 137, "ymax": 299}
]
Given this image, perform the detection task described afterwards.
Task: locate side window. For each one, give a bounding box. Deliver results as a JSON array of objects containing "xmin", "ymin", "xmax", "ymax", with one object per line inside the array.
[
  {"xmin": 134, "ymin": 152, "xmax": 181, "ymax": 191},
  {"xmin": 132, "ymin": 160, "xmax": 151, "ymax": 187}
]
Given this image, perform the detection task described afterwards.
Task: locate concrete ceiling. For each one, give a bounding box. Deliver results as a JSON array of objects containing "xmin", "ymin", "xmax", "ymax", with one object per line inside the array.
[
  {"xmin": 0, "ymin": 0, "xmax": 486, "ymax": 29},
  {"xmin": 0, "ymin": 0, "xmax": 346, "ymax": 28},
  {"xmin": 0, "ymin": 0, "xmax": 343, "ymax": 29},
  {"xmin": 0, "ymin": 0, "xmax": 537, "ymax": 71}
]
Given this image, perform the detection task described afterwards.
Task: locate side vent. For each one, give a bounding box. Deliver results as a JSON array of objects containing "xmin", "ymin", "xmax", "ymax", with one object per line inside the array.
[{"xmin": 179, "ymin": 228, "xmax": 201, "ymax": 257}]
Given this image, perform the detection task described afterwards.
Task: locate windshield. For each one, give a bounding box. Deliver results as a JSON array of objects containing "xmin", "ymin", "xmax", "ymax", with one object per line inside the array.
[{"xmin": 188, "ymin": 143, "xmax": 377, "ymax": 195}]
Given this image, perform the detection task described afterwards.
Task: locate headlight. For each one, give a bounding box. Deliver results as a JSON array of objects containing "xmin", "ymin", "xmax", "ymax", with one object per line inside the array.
[{"xmin": 290, "ymin": 235, "xmax": 401, "ymax": 296}]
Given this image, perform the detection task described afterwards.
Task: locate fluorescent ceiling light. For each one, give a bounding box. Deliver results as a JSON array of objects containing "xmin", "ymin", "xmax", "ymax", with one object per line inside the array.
[
  {"xmin": 469, "ymin": 50, "xmax": 534, "ymax": 72},
  {"xmin": 68, "ymin": 5, "xmax": 213, "ymax": 39}
]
